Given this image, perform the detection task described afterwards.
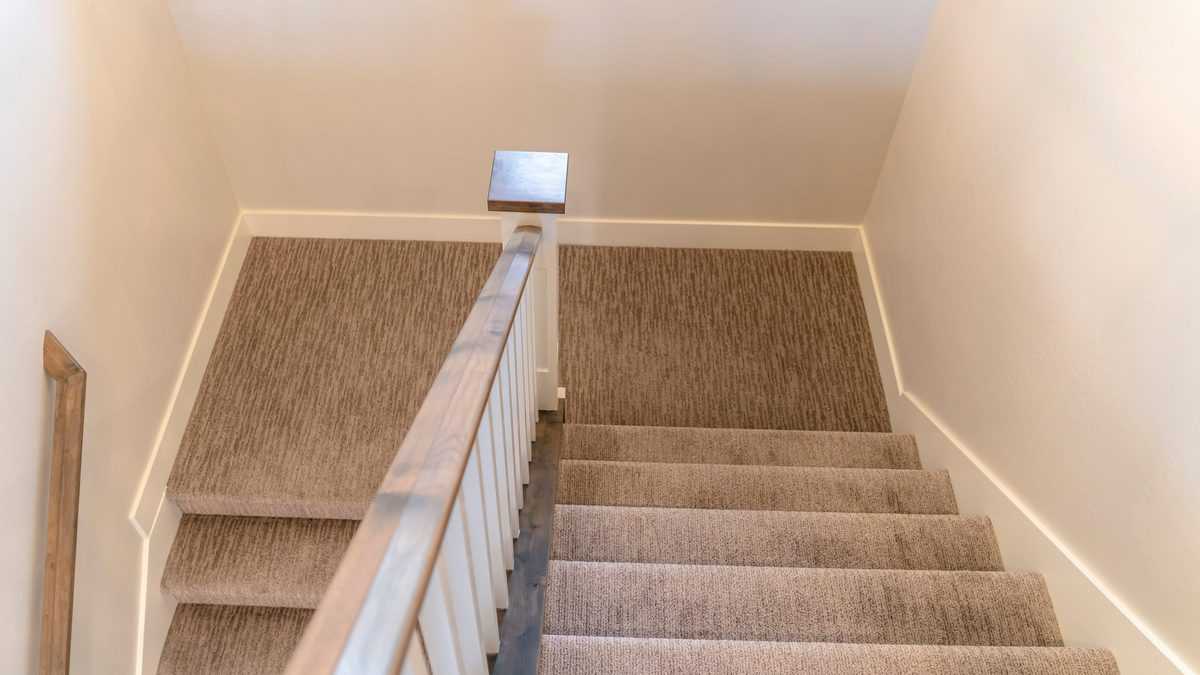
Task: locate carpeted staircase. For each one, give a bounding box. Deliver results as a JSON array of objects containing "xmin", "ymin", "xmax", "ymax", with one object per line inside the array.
[
  {"xmin": 158, "ymin": 237, "xmax": 497, "ymax": 673},
  {"xmin": 157, "ymin": 240, "xmax": 1119, "ymax": 674},
  {"xmin": 543, "ymin": 245, "xmax": 1119, "ymax": 674},
  {"xmin": 536, "ymin": 424, "xmax": 1118, "ymax": 673}
]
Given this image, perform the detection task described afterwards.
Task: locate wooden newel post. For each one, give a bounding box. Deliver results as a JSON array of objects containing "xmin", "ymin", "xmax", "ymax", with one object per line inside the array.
[
  {"xmin": 488, "ymin": 150, "xmax": 568, "ymax": 412},
  {"xmin": 41, "ymin": 331, "xmax": 86, "ymax": 675}
]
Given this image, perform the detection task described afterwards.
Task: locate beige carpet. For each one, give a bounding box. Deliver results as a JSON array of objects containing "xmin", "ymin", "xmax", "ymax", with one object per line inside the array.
[
  {"xmin": 550, "ymin": 250, "xmax": 1114, "ymax": 672},
  {"xmin": 551, "ymin": 507, "xmax": 1004, "ymax": 570},
  {"xmin": 159, "ymin": 605, "xmax": 310, "ymax": 675},
  {"xmin": 163, "ymin": 515, "xmax": 355, "ymax": 608},
  {"xmin": 167, "ymin": 237, "xmax": 498, "ymax": 520},
  {"xmin": 159, "ymin": 238, "xmax": 496, "ymax": 673},
  {"xmin": 539, "ymin": 424, "xmax": 1119, "ymax": 674},
  {"xmin": 539, "ymin": 636, "xmax": 1119, "ymax": 675},
  {"xmin": 557, "ymin": 461, "xmax": 957, "ymax": 513},
  {"xmin": 562, "ymin": 423, "xmax": 920, "ymax": 468},
  {"xmin": 156, "ymin": 240, "xmax": 1118, "ymax": 674},
  {"xmin": 559, "ymin": 246, "xmax": 890, "ymax": 431}
]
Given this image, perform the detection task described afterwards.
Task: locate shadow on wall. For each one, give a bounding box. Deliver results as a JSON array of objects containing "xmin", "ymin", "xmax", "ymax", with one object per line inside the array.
[
  {"xmin": 8, "ymin": 1, "xmax": 238, "ymax": 674},
  {"xmin": 167, "ymin": 0, "xmax": 932, "ymax": 222}
]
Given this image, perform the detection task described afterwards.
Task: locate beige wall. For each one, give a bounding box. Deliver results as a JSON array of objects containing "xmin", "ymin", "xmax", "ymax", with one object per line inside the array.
[
  {"xmin": 865, "ymin": 2, "xmax": 1198, "ymax": 672},
  {"xmin": 167, "ymin": 0, "xmax": 934, "ymax": 223},
  {"xmin": 0, "ymin": 1, "xmax": 238, "ymax": 673}
]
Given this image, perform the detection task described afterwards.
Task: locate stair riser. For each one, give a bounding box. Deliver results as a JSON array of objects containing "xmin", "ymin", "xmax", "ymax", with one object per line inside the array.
[
  {"xmin": 162, "ymin": 515, "xmax": 356, "ymax": 610},
  {"xmin": 557, "ymin": 461, "xmax": 958, "ymax": 514},
  {"xmin": 552, "ymin": 507, "xmax": 1002, "ymax": 570},
  {"xmin": 563, "ymin": 424, "xmax": 921, "ymax": 469}
]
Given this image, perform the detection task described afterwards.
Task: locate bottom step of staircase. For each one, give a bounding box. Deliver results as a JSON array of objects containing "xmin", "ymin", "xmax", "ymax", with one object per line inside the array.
[{"xmin": 538, "ymin": 635, "xmax": 1120, "ymax": 675}]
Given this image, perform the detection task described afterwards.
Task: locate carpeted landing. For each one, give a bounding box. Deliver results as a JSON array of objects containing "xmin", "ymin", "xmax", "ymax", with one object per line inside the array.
[
  {"xmin": 536, "ymin": 423, "xmax": 1119, "ymax": 674},
  {"xmin": 158, "ymin": 237, "xmax": 497, "ymax": 674},
  {"xmin": 559, "ymin": 245, "xmax": 891, "ymax": 432}
]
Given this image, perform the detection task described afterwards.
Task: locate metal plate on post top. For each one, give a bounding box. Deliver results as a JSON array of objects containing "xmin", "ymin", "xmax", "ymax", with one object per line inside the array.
[{"xmin": 488, "ymin": 151, "xmax": 569, "ymax": 214}]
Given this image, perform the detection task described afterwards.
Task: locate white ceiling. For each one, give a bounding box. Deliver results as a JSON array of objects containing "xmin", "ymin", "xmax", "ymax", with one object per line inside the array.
[{"xmin": 169, "ymin": 0, "xmax": 937, "ymax": 223}]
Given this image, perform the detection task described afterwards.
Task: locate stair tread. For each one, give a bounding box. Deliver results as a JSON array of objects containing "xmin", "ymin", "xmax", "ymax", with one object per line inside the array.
[
  {"xmin": 552, "ymin": 505, "xmax": 1001, "ymax": 570},
  {"xmin": 543, "ymin": 561, "xmax": 1063, "ymax": 647},
  {"xmin": 538, "ymin": 636, "xmax": 1119, "ymax": 675},
  {"xmin": 163, "ymin": 515, "xmax": 355, "ymax": 608},
  {"xmin": 165, "ymin": 238, "xmax": 499, "ymax": 520},
  {"xmin": 563, "ymin": 423, "xmax": 920, "ymax": 469},
  {"xmin": 158, "ymin": 604, "xmax": 312, "ymax": 675},
  {"xmin": 557, "ymin": 460, "xmax": 958, "ymax": 514}
]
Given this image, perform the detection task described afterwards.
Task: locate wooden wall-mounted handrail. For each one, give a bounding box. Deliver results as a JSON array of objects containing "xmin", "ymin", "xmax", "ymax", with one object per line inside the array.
[{"xmin": 40, "ymin": 331, "xmax": 86, "ymax": 675}]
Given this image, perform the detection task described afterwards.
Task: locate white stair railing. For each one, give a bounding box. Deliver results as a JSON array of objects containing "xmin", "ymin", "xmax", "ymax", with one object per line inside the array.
[
  {"xmin": 285, "ymin": 150, "xmax": 566, "ymax": 675},
  {"xmin": 413, "ymin": 286, "xmax": 538, "ymax": 675}
]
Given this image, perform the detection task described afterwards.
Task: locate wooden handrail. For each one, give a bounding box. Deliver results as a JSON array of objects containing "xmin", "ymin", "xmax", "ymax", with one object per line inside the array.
[
  {"xmin": 40, "ymin": 331, "xmax": 86, "ymax": 675},
  {"xmin": 285, "ymin": 226, "xmax": 543, "ymax": 675}
]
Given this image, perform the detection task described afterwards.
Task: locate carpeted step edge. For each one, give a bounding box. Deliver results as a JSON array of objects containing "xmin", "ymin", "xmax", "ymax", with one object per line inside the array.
[
  {"xmin": 564, "ymin": 423, "xmax": 922, "ymax": 469},
  {"xmin": 537, "ymin": 636, "xmax": 1120, "ymax": 675},
  {"xmin": 551, "ymin": 505, "xmax": 1002, "ymax": 570},
  {"xmin": 163, "ymin": 515, "xmax": 356, "ymax": 608},
  {"xmin": 543, "ymin": 561, "xmax": 1063, "ymax": 647},
  {"xmin": 167, "ymin": 489, "xmax": 369, "ymax": 520}
]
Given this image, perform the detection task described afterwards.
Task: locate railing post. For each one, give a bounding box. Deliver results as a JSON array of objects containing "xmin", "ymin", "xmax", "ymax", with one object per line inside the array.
[{"xmin": 489, "ymin": 150, "xmax": 568, "ymax": 412}]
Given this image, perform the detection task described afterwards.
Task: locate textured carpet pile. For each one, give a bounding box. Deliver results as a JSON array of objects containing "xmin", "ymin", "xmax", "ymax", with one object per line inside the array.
[
  {"xmin": 538, "ymin": 423, "xmax": 1119, "ymax": 674},
  {"xmin": 158, "ymin": 238, "xmax": 497, "ymax": 673},
  {"xmin": 543, "ymin": 245, "xmax": 1117, "ymax": 674},
  {"xmin": 559, "ymin": 245, "xmax": 890, "ymax": 431},
  {"xmin": 158, "ymin": 241, "xmax": 1119, "ymax": 674}
]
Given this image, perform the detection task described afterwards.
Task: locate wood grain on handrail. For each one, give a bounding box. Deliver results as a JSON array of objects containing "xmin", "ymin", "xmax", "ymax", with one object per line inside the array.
[
  {"xmin": 40, "ymin": 331, "xmax": 86, "ymax": 675},
  {"xmin": 284, "ymin": 226, "xmax": 542, "ymax": 675}
]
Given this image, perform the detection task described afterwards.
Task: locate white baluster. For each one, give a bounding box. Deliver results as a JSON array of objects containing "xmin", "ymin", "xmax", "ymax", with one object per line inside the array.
[
  {"xmin": 509, "ymin": 323, "xmax": 530, "ymax": 469},
  {"xmin": 497, "ymin": 352, "xmax": 526, "ymax": 503},
  {"xmin": 520, "ymin": 293, "xmax": 534, "ymax": 435},
  {"xmin": 461, "ymin": 447, "xmax": 503, "ymax": 650},
  {"xmin": 488, "ymin": 379, "xmax": 520, "ymax": 535},
  {"xmin": 525, "ymin": 288, "xmax": 537, "ymax": 431},
  {"xmin": 476, "ymin": 410, "xmax": 514, "ymax": 574},
  {"xmin": 400, "ymin": 630, "xmax": 432, "ymax": 675},
  {"xmin": 418, "ymin": 556, "xmax": 465, "ymax": 675},
  {"xmin": 518, "ymin": 298, "xmax": 534, "ymax": 448},
  {"xmin": 504, "ymin": 339, "xmax": 529, "ymax": 483},
  {"xmin": 441, "ymin": 499, "xmax": 488, "ymax": 675},
  {"xmin": 477, "ymin": 398, "xmax": 516, "ymax": 562}
]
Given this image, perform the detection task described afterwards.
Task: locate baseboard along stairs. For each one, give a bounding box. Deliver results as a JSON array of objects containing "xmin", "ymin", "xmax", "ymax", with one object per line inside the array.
[{"xmin": 155, "ymin": 238, "xmax": 1119, "ymax": 674}]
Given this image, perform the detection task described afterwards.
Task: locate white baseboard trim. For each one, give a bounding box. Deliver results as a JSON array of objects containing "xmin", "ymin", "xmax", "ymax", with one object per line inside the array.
[
  {"xmin": 126, "ymin": 209, "xmax": 1187, "ymax": 675},
  {"xmin": 559, "ymin": 217, "xmax": 861, "ymax": 250},
  {"xmin": 855, "ymin": 226, "xmax": 1189, "ymax": 675},
  {"xmin": 896, "ymin": 391, "xmax": 1191, "ymax": 674},
  {"xmin": 128, "ymin": 212, "xmax": 251, "ymax": 675},
  {"xmin": 242, "ymin": 209, "xmax": 503, "ymax": 242}
]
